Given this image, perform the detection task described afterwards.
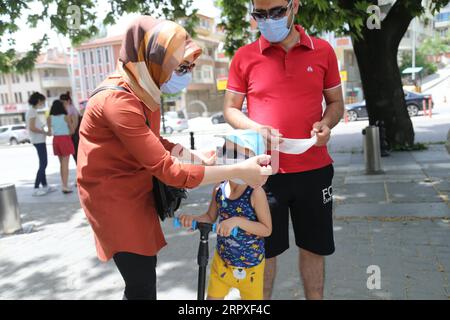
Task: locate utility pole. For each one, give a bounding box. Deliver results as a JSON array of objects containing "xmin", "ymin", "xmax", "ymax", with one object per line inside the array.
[
  {"xmin": 412, "ymin": 17, "xmax": 417, "ymax": 81},
  {"xmin": 161, "ymin": 95, "xmax": 166, "ymax": 134}
]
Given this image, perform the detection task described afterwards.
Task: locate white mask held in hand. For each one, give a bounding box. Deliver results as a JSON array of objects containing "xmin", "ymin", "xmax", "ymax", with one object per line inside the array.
[{"xmin": 277, "ymin": 134, "xmax": 317, "ymax": 154}]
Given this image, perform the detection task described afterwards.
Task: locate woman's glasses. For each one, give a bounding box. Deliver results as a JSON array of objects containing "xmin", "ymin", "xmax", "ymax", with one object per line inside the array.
[
  {"xmin": 250, "ymin": 0, "xmax": 292, "ymax": 21},
  {"xmin": 175, "ymin": 63, "xmax": 196, "ymax": 75}
]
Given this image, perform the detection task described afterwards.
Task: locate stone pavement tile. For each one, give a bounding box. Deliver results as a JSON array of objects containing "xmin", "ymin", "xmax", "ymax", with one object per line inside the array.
[
  {"xmin": 335, "ymin": 203, "xmax": 450, "ymax": 218},
  {"xmin": 433, "ymin": 180, "xmax": 450, "ymax": 192},
  {"xmin": 386, "ymin": 182, "xmax": 443, "ymax": 203},
  {"xmin": 334, "ymin": 183, "xmax": 387, "ymax": 204},
  {"xmin": 412, "ymin": 150, "xmax": 450, "ymax": 163},
  {"xmin": 423, "ymin": 169, "xmax": 450, "ymax": 179},
  {"xmin": 332, "ymin": 153, "xmax": 352, "ymax": 166},
  {"xmin": 345, "ymin": 174, "xmax": 427, "ymax": 184}
]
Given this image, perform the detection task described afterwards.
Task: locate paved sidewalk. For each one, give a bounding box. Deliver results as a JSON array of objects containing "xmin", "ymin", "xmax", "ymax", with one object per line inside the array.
[{"xmin": 0, "ymin": 145, "xmax": 449, "ymax": 300}]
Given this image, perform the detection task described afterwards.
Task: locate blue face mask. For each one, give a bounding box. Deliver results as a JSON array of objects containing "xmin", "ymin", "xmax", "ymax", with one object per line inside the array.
[
  {"xmin": 256, "ymin": 6, "xmax": 294, "ymax": 43},
  {"xmin": 160, "ymin": 71, "xmax": 192, "ymax": 94}
]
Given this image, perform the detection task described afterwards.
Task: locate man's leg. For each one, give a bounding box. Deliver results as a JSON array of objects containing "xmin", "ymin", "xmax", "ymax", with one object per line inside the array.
[
  {"xmin": 299, "ymin": 248, "xmax": 325, "ymax": 300},
  {"xmin": 290, "ymin": 165, "xmax": 335, "ymax": 300},
  {"xmin": 263, "ymin": 257, "xmax": 276, "ymax": 299}
]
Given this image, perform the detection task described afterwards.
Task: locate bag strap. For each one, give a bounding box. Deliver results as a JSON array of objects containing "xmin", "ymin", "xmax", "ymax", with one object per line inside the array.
[{"xmin": 89, "ymin": 85, "xmax": 130, "ymax": 98}]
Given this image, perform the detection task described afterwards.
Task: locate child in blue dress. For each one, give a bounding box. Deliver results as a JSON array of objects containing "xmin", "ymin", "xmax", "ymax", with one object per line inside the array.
[{"xmin": 179, "ymin": 130, "xmax": 272, "ymax": 300}]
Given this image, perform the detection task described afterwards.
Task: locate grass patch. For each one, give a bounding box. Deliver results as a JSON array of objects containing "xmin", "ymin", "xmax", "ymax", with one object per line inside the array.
[{"xmin": 391, "ymin": 143, "xmax": 428, "ymax": 151}]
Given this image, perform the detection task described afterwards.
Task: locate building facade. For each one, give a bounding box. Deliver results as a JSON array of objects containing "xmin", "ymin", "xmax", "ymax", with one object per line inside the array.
[
  {"xmin": 75, "ymin": 15, "xmax": 229, "ymax": 117},
  {"xmin": 0, "ymin": 48, "xmax": 72, "ymax": 126}
]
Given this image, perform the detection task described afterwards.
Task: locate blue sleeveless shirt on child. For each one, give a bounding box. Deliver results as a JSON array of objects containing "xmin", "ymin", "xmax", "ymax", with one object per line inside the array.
[{"xmin": 215, "ymin": 181, "xmax": 265, "ymax": 268}]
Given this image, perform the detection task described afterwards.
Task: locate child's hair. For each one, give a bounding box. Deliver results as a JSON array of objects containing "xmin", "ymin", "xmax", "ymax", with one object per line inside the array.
[
  {"xmin": 49, "ymin": 100, "xmax": 67, "ymax": 116},
  {"xmin": 59, "ymin": 91, "xmax": 72, "ymax": 103},
  {"xmin": 28, "ymin": 92, "xmax": 46, "ymax": 107}
]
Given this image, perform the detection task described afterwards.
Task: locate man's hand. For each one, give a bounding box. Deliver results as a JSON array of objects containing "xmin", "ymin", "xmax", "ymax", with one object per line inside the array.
[{"xmin": 311, "ymin": 122, "xmax": 331, "ymax": 147}]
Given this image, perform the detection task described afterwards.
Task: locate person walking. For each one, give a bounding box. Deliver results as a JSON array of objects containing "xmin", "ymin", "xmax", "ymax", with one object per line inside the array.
[
  {"xmin": 47, "ymin": 99, "xmax": 75, "ymax": 194},
  {"xmin": 25, "ymin": 92, "xmax": 55, "ymax": 196},
  {"xmin": 77, "ymin": 16, "xmax": 272, "ymax": 300},
  {"xmin": 60, "ymin": 92, "xmax": 81, "ymax": 164}
]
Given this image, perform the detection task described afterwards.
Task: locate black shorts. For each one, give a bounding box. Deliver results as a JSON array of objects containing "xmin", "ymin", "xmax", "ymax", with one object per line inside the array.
[{"xmin": 263, "ymin": 164, "xmax": 335, "ymax": 258}]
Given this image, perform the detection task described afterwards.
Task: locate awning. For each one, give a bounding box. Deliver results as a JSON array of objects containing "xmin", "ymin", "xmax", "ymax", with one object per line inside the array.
[{"xmin": 402, "ymin": 67, "xmax": 423, "ymax": 74}]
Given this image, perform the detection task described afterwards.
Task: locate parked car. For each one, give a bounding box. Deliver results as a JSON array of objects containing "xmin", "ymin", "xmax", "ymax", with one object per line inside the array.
[
  {"xmin": 211, "ymin": 106, "xmax": 248, "ymax": 125},
  {"xmin": 161, "ymin": 111, "xmax": 188, "ymax": 134},
  {"xmin": 345, "ymin": 91, "xmax": 433, "ymax": 121},
  {"xmin": 0, "ymin": 124, "xmax": 30, "ymax": 145},
  {"xmin": 211, "ymin": 112, "xmax": 225, "ymax": 124}
]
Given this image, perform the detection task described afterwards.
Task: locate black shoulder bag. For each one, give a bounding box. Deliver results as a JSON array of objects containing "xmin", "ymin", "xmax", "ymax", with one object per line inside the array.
[{"xmin": 90, "ymin": 85, "xmax": 187, "ymax": 221}]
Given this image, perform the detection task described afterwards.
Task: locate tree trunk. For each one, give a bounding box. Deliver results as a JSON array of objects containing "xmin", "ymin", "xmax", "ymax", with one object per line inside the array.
[
  {"xmin": 348, "ymin": 0, "xmax": 424, "ymax": 148},
  {"xmin": 352, "ymin": 32, "xmax": 415, "ymax": 147}
]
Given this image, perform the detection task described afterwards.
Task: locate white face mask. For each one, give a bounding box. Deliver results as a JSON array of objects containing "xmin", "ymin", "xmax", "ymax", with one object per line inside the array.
[{"xmin": 276, "ymin": 135, "xmax": 318, "ymax": 154}]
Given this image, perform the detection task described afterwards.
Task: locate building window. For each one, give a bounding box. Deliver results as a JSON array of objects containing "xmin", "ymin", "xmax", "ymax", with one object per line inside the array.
[
  {"xmin": 200, "ymin": 18, "xmax": 210, "ymax": 29},
  {"xmin": 90, "ymin": 51, "xmax": 94, "ymax": 64},
  {"xmin": 4, "ymin": 93, "xmax": 8, "ymax": 103},
  {"xmin": 12, "ymin": 74, "xmax": 20, "ymax": 84},
  {"xmin": 46, "ymin": 90, "xmax": 51, "ymax": 97},
  {"xmin": 82, "ymin": 52, "xmax": 87, "ymax": 65},
  {"xmin": 28, "ymin": 72, "xmax": 33, "ymax": 82},
  {"xmin": 202, "ymin": 65, "xmax": 214, "ymax": 81},
  {"xmin": 436, "ymin": 12, "xmax": 450, "ymax": 23},
  {"xmin": 194, "ymin": 68, "xmax": 202, "ymax": 81},
  {"xmin": 97, "ymin": 49, "xmax": 102, "ymax": 64},
  {"xmin": 1, "ymin": 94, "xmax": 4, "ymax": 104},
  {"xmin": 105, "ymin": 48, "xmax": 109, "ymax": 63}
]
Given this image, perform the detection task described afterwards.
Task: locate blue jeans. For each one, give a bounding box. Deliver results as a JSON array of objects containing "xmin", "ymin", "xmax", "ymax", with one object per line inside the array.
[{"xmin": 33, "ymin": 143, "xmax": 48, "ymax": 189}]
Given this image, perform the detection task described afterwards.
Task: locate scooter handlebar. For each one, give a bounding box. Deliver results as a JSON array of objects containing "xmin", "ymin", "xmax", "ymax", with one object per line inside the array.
[{"xmin": 173, "ymin": 218, "xmax": 238, "ymax": 237}]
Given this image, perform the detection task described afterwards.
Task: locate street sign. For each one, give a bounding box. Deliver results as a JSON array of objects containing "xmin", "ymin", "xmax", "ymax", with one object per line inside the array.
[{"xmin": 216, "ymin": 78, "xmax": 228, "ymax": 91}]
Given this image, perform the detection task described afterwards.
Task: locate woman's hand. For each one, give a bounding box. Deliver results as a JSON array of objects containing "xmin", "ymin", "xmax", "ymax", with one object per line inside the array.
[
  {"xmin": 216, "ymin": 217, "xmax": 241, "ymax": 237},
  {"xmin": 194, "ymin": 149, "xmax": 217, "ymax": 166},
  {"xmin": 256, "ymin": 125, "xmax": 283, "ymax": 150},
  {"xmin": 236, "ymin": 154, "xmax": 272, "ymax": 188}
]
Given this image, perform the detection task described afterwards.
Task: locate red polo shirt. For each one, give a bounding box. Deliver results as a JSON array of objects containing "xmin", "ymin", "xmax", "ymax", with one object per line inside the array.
[{"xmin": 227, "ymin": 25, "xmax": 341, "ymax": 173}]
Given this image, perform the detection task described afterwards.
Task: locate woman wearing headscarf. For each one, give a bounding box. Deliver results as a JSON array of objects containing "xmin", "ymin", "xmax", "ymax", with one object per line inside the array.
[{"xmin": 77, "ymin": 16, "xmax": 272, "ymax": 300}]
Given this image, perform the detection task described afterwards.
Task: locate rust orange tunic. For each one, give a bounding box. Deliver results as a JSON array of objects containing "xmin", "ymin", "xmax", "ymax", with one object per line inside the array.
[{"xmin": 77, "ymin": 76, "xmax": 204, "ymax": 262}]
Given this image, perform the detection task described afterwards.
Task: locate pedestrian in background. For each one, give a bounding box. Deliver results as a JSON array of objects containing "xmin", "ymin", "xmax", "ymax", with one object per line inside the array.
[
  {"xmin": 26, "ymin": 92, "xmax": 55, "ymax": 197},
  {"xmin": 47, "ymin": 100, "xmax": 75, "ymax": 194},
  {"xmin": 60, "ymin": 92, "xmax": 81, "ymax": 164}
]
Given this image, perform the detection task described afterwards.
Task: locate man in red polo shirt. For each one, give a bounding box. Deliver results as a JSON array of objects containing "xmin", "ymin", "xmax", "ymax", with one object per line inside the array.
[{"xmin": 223, "ymin": 0, "xmax": 344, "ymax": 300}]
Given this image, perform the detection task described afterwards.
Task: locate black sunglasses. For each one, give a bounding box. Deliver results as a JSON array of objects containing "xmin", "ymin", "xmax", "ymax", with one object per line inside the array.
[
  {"xmin": 175, "ymin": 62, "xmax": 196, "ymax": 75},
  {"xmin": 251, "ymin": 0, "xmax": 293, "ymax": 21}
]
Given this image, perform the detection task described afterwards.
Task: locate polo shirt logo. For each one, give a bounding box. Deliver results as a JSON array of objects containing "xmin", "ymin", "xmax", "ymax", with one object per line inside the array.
[{"xmin": 307, "ymin": 66, "xmax": 314, "ymax": 73}]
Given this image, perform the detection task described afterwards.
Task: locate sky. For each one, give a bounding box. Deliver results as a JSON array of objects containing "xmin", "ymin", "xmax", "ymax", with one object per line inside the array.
[{"xmin": 3, "ymin": 0, "xmax": 221, "ymax": 53}]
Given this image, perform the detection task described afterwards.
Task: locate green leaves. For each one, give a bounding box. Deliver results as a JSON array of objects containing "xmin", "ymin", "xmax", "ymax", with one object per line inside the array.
[{"xmin": 0, "ymin": 0, "xmax": 200, "ymax": 72}]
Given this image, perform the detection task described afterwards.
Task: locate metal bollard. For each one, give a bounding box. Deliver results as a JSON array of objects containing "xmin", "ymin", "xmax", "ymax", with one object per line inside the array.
[
  {"xmin": 0, "ymin": 184, "xmax": 22, "ymax": 234},
  {"xmin": 362, "ymin": 126, "xmax": 383, "ymax": 175},
  {"xmin": 190, "ymin": 131, "xmax": 195, "ymax": 150}
]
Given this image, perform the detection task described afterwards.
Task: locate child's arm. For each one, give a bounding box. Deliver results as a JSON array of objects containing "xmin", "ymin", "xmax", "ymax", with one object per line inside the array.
[
  {"xmin": 46, "ymin": 116, "xmax": 52, "ymax": 136},
  {"xmin": 216, "ymin": 186, "xmax": 272, "ymax": 237},
  {"xmin": 178, "ymin": 184, "xmax": 220, "ymax": 228}
]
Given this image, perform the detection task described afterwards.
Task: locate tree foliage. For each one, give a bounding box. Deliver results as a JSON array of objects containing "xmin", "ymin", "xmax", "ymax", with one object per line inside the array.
[
  {"xmin": 0, "ymin": 0, "xmax": 199, "ymax": 73},
  {"xmin": 217, "ymin": 0, "xmax": 450, "ymax": 57}
]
